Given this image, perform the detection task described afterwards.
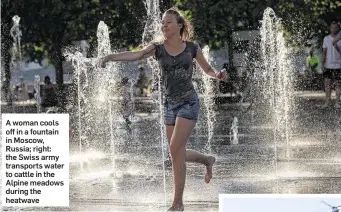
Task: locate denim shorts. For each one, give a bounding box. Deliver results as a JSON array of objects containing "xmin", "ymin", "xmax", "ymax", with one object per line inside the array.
[{"xmin": 163, "ymin": 94, "xmax": 200, "ymax": 125}]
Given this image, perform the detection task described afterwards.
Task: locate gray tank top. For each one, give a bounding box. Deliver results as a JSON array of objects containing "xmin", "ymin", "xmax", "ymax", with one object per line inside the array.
[{"xmin": 154, "ymin": 41, "xmax": 199, "ymax": 102}]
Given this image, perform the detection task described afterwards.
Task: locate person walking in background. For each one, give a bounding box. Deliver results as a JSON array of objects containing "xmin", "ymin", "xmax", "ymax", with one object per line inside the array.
[
  {"xmin": 16, "ymin": 76, "xmax": 29, "ymax": 101},
  {"xmin": 135, "ymin": 65, "xmax": 149, "ymax": 96},
  {"xmin": 41, "ymin": 76, "xmax": 58, "ymax": 109},
  {"xmin": 306, "ymin": 49, "xmax": 320, "ymax": 90},
  {"xmin": 306, "ymin": 49, "xmax": 320, "ymax": 74},
  {"xmin": 119, "ymin": 77, "xmax": 133, "ymax": 132},
  {"xmin": 322, "ymin": 21, "xmax": 341, "ymax": 109}
]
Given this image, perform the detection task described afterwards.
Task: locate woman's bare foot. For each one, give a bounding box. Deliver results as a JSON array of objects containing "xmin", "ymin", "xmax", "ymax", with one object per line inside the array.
[
  {"xmin": 205, "ymin": 156, "xmax": 216, "ymax": 183},
  {"xmin": 167, "ymin": 204, "xmax": 184, "ymax": 211}
]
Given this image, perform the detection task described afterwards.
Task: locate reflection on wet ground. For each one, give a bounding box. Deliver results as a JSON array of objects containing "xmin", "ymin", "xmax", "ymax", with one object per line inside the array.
[{"xmin": 1, "ymin": 93, "xmax": 341, "ymax": 211}]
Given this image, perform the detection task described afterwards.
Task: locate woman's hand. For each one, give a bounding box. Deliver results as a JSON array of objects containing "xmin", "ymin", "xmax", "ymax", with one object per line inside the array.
[
  {"xmin": 195, "ymin": 47, "xmax": 228, "ymax": 80},
  {"xmin": 215, "ymin": 68, "xmax": 228, "ymax": 81},
  {"xmin": 100, "ymin": 56, "xmax": 107, "ymax": 68}
]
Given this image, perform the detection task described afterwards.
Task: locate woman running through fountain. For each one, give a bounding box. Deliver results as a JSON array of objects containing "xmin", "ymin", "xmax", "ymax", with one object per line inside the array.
[{"xmin": 101, "ymin": 7, "xmax": 226, "ymax": 211}]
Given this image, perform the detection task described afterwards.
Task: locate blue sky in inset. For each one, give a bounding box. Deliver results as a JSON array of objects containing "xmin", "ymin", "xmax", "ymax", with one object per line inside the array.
[{"xmin": 220, "ymin": 195, "xmax": 341, "ymax": 212}]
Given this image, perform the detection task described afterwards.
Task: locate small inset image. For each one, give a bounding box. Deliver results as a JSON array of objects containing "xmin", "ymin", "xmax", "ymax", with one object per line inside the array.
[{"xmin": 219, "ymin": 194, "xmax": 341, "ymax": 212}]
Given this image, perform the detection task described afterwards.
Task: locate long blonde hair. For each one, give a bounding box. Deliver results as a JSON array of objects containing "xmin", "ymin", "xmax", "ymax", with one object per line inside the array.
[
  {"xmin": 136, "ymin": 7, "xmax": 194, "ymax": 53},
  {"xmin": 164, "ymin": 7, "xmax": 194, "ymax": 41}
]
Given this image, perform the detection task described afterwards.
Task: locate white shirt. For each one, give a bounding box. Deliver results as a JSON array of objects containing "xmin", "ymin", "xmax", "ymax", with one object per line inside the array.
[{"xmin": 323, "ymin": 35, "xmax": 341, "ymax": 69}]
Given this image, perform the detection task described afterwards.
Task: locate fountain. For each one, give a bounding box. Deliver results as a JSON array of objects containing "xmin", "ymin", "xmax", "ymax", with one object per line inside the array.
[
  {"xmin": 34, "ymin": 75, "xmax": 41, "ymax": 112},
  {"xmin": 65, "ymin": 20, "xmax": 121, "ymax": 173},
  {"xmin": 259, "ymin": 7, "xmax": 295, "ymax": 160},
  {"xmin": 10, "ymin": 15, "xmax": 23, "ymax": 74},
  {"xmin": 63, "ymin": 1, "xmax": 169, "ymax": 206},
  {"xmin": 95, "ymin": 21, "xmax": 124, "ymax": 175},
  {"xmin": 200, "ymin": 46, "xmax": 217, "ymax": 152},
  {"xmin": 65, "ymin": 4, "xmax": 233, "ymax": 206},
  {"xmin": 63, "ymin": 5, "xmax": 315, "ymax": 210},
  {"xmin": 9, "ymin": 15, "xmax": 24, "ymax": 107},
  {"xmin": 3, "ymin": 4, "xmax": 341, "ymax": 212},
  {"xmin": 65, "ymin": 3, "xmax": 229, "ymax": 207},
  {"xmin": 60, "ymin": 4, "xmax": 341, "ymax": 211},
  {"xmin": 230, "ymin": 117, "xmax": 239, "ymax": 145},
  {"xmin": 192, "ymin": 80, "xmax": 201, "ymax": 142},
  {"xmin": 142, "ymin": 0, "xmax": 168, "ymax": 205},
  {"xmin": 129, "ymin": 79, "xmax": 136, "ymax": 121}
]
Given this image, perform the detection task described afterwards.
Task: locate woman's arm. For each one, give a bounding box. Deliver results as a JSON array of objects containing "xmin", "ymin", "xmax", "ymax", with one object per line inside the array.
[
  {"xmin": 101, "ymin": 44, "xmax": 156, "ymax": 67},
  {"xmin": 195, "ymin": 46, "xmax": 226, "ymax": 80}
]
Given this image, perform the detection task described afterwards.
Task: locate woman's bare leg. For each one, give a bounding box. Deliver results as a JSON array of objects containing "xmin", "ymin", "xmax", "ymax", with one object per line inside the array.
[
  {"xmin": 166, "ymin": 126, "xmax": 216, "ymax": 184},
  {"xmin": 167, "ymin": 117, "xmax": 194, "ymax": 211},
  {"xmin": 165, "ymin": 118, "xmax": 216, "ymax": 211},
  {"xmin": 185, "ymin": 149, "xmax": 216, "ymax": 183}
]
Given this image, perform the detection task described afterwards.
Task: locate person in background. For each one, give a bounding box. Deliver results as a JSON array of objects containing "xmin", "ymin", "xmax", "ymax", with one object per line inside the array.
[
  {"xmin": 306, "ymin": 49, "xmax": 320, "ymax": 90},
  {"xmin": 135, "ymin": 65, "xmax": 149, "ymax": 96},
  {"xmin": 306, "ymin": 49, "xmax": 320, "ymax": 74},
  {"xmin": 16, "ymin": 77, "xmax": 29, "ymax": 101},
  {"xmin": 119, "ymin": 77, "xmax": 133, "ymax": 132},
  {"xmin": 322, "ymin": 21, "xmax": 341, "ymax": 109},
  {"xmin": 41, "ymin": 76, "xmax": 58, "ymax": 109}
]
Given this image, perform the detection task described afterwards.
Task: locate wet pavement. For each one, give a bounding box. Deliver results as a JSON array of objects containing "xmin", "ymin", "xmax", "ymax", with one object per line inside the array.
[{"xmin": 1, "ymin": 91, "xmax": 341, "ymax": 211}]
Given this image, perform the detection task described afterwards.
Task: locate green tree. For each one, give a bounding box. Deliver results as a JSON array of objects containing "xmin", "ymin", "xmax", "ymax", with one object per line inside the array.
[
  {"xmin": 305, "ymin": 0, "xmax": 341, "ymax": 16},
  {"xmin": 160, "ymin": 0, "xmax": 174, "ymax": 13},
  {"xmin": 175, "ymin": 0, "xmax": 267, "ymax": 65},
  {"xmin": 2, "ymin": 0, "xmax": 146, "ymax": 105},
  {"xmin": 276, "ymin": 0, "xmax": 341, "ymax": 48}
]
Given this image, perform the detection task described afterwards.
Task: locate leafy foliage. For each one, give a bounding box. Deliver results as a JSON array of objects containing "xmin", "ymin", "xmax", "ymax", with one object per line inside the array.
[
  {"xmin": 1, "ymin": 0, "xmax": 146, "ymax": 96},
  {"xmin": 13, "ymin": 0, "xmax": 146, "ymax": 62},
  {"xmin": 2, "ymin": 0, "xmax": 340, "ymax": 100},
  {"xmin": 175, "ymin": 0, "xmax": 267, "ymax": 49},
  {"xmin": 276, "ymin": 0, "xmax": 341, "ymax": 48}
]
